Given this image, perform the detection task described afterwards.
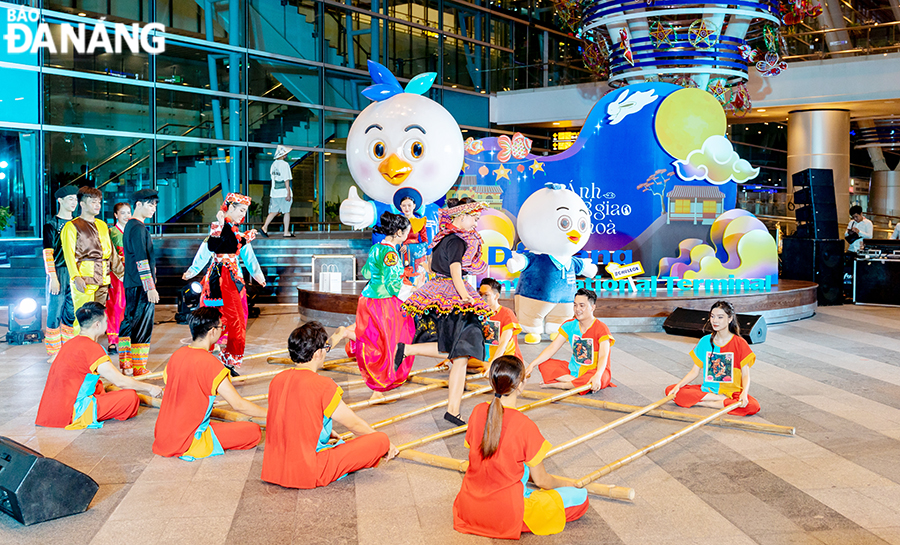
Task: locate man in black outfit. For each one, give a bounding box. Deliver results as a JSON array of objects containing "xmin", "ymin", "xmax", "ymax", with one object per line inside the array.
[{"xmin": 118, "ymin": 189, "xmax": 159, "ymax": 377}]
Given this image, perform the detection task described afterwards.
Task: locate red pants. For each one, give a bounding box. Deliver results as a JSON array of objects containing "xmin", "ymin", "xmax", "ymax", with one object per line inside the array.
[
  {"xmin": 315, "ymin": 432, "xmax": 390, "ymax": 488},
  {"xmin": 96, "ymin": 389, "xmax": 140, "ymax": 422},
  {"xmin": 210, "ymin": 421, "xmax": 262, "ymax": 450},
  {"xmin": 665, "ymin": 384, "xmax": 761, "ymax": 416},
  {"xmin": 522, "ymin": 499, "xmax": 590, "ymax": 533},
  {"xmin": 539, "ymin": 359, "xmax": 613, "ymax": 393},
  {"xmin": 106, "ymin": 273, "xmax": 125, "ymax": 344},
  {"xmin": 219, "ymin": 271, "xmax": 247, "ymax": 368}
]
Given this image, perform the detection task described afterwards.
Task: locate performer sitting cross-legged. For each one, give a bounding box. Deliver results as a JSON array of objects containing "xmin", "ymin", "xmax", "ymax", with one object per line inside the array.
[
  {"xmin": 152, "ymin": 307, "xmax": 265, "ymax": 461},
  {"xmin": 665, "ymin": 301, "xmax": 760, "ymax": 416},
  {"xmin": 525, "ymin": 288, "xmax": 614, "ymax": 393},
  {"xmin": 453, "ymin": 355, "xmax": 589, "ymax": 539},
  {"xmin": 262, "ymin": 322, "xmax": 398, "ymax": 489},
  {"xmin": 36, "ymin": 302, "xmax": 162, "ymax": 430},
  {"xmin": 466, "ymin": 278, "xmax": 523, "ymax": 373}
]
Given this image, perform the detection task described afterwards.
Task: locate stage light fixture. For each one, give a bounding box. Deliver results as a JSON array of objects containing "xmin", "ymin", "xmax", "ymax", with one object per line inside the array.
[
  {"xmin": 6, "ymin": 297, "xmax": 43, "ymax": 345},
  {"xmin": 175, "ymin": 281, "xmax": 203, "ymax": 324}
]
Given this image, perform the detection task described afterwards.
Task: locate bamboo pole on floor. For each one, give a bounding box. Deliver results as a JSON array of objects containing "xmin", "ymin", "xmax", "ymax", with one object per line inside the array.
[
  {"xmin": 105, "ymin": 384, "xmax": 267, "ymax": 426},
  {"xmin": 397, "ymin": 385, "xmax": 591, "ymax": 452},
  {"xmin": 243, "ymin": 348, "xmax": 288, "ymax": 361},
  {"xmin": 133, "ymin": 356, "xmax": 358, "ymax": 383},
  {"xmin": 339, "ymin": 386, "xmax": 494, "ymax": 441},
  {"xmin": 517, "ymin": 389, "xmax": 795, "ymax": 436},
  {"xmin": 396, "ymin": 449, "xmax": 635, "ymax": 502},
  {"xmin": 574, "ymin": 403, "xmax": 740, "ymax": 488},
  {"xmin": 545, "ymin": 394, "xmax": 676, "ymax": 459}
]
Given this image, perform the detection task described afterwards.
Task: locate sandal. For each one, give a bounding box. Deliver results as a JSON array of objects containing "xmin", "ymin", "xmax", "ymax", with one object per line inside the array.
[
  {"xmin": 394, "ymin": 343, "xmax": 405, "ymax": 370},
  {"xmin": 444, "ymin": 412, "xmax": 466, "ymax": 426}
]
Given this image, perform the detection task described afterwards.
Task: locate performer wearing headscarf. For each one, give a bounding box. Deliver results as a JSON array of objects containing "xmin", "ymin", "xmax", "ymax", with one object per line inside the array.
[
  {"xmin": 43, "ymin": 185, "xmax": 79, "ymax": 358},
  {"xmin": 399, "ymin": 198, "xmax": 492, "ymax": 425},
  {"xmin": 193, "ymin": 193, "xmax": 266, "ymax": 374},
  {"xmin": 396, "ymin": 189, "xmax": 430, "ymax": 291}
]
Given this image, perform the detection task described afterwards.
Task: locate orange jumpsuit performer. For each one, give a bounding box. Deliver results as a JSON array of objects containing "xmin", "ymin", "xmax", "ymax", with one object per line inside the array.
[
  {"xmin": 454, "ymin": 355, "xmax": 589, "ymax": 539},
  {"xmin": 36, "ymin": 302, "xmax": 161, "ymax": 429},
  {"xmin": 262, "ymin": 322, "xmax": 398, "ymax": 489},
  {"xmin": 153, "ymin": 307, "xmax": 265, "ymax": 460}
]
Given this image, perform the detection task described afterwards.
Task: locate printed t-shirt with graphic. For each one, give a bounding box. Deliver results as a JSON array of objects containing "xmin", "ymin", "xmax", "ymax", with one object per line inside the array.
[
  {"xmin": 153, "ymin": 346, "xmax": 231, "ymax": 460},
  {"xmin": 262, "ymin": 368, "xmax": 345, "ymax": 489},
  {"xmin": 690, "ymin": 333, "xmax": 755, "ymax": 398},
  {"xmin": 557, "ymin": 318, "xmax": 615, "ymax": 380},
  {"xmin": 454, "ymin": 403, "xmax": 587, "ymax": 539},
  {"xmin": 36, "ymin": 336, "xmax": 109, "ymax": 429},
  {"xmin": 483, "ymin": 306, "xmax": 523, "ymax": 361}
]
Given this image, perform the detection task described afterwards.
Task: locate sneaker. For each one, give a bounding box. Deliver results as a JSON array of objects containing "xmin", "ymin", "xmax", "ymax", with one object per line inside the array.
[
  {"xmin": 444, "ymin": 412, "xmax": 466, "ymax": 426},
  {"xmin": 107, "ymin": 343, "xmax": 118, "ymax": 355}
]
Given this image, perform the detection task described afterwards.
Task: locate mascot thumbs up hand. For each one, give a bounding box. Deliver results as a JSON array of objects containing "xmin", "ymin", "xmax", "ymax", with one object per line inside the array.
[
  {"xmin": 339, "ymin": 186, "xmax": 376, "ymax": 231},
  {"xmin": 506, "ymin": 251, "xmax": 528, "ymax": 274}
]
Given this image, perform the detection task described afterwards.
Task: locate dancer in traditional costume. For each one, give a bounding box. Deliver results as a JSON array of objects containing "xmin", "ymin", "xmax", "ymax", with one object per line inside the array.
[
  {"xmin": 119, "ymin": 189, "xmax": 159, "ymax": 377},
  {"xmin": 665, "ymin": 301, "xmax": 760, "ymax": 416},
  {"xmin": 466, "ymin": 278, "xmax": 522, "ymax": 373},
  {"xmin": 453, "ymin": 355, "xmax": 589, "ymax": 539},
  {"xmin": 343, "ymin": 212, "xmax": 416, "ymax": 401},
  {"xmin": 43, "ymin": 186, "xmax": 79, "ymax": 358},
  {"xmin": 398, "ymin": 198, "xmax": 492, "ymax": 425},
  {"xmin": 36, "ymin": 303, "xmax": 162, "ymax": 429},
  {"xmin": 188, "ymin": 193, "xmax": 265, "ymax": 374},
  {"xmin": 262, "ymin": 322, "xmax": 398, "ymax": 489},
  {"xmin": 153, "ymin": 307, "xmax": 264, "ymax": 461},
  {"xmin": 61, "ymin": 187, "xmax": 122, "ymax": 329},
  {"xmin": 526, "ymin": 288, "xmax": 613, "ymax": 393},
  {"xmin": 105, "ymin": 202, "xmax": 130, "ymax": 354},
  {"xmin": 397, "ymin": 190, "xmax": 430, "ymax": 291}
]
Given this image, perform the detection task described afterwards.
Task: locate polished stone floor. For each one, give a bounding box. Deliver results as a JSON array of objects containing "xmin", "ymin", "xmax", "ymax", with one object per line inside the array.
[{"xmin": 1, "ymin": 304, "xmax": 900, "ymax": 545}]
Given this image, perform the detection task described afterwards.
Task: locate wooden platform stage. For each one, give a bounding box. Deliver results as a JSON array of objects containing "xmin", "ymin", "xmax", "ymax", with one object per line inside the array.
[{"xmin": 297, "ymin": 279, "xmax": 818, "ymax": 332}]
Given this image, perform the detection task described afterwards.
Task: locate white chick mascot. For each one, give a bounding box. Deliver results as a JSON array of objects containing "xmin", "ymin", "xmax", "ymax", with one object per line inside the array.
[
  {"xmin": 507, "ymin": 183, "xmax": 599, "ymax": 344},
  {"xmin": 341, "ymin": 60, "xmax": 464, "ymax": 243}
]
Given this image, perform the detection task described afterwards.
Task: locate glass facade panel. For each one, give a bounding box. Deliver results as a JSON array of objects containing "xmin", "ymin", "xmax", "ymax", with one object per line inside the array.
[
  {"xmin": 388, "ymin": 0, "xmax": 441, "ymax": 28},
  {"xmin": 324, "ymin": 68, "xmax": 370, "ymax": 110},
  {"xmin": 442, "ymin": 35, "xmax": 486, "ymax": 92},
  {"xmin": 249, "ymin": 101, "xmax": 322, "ymax": 148},
  {"xmin": 42, "ymin": 21, "xmax": 152, "ymax": 80},
  {"xmin": 323, "ymin": 151, "xmax": 354, "ymax": 223},
  {"xmin": 248, "ymin": 0, "xmax": 320, "ymax": 62},
  {"xmin": 323, "ymin": 110, "xmax": 356, "ymax": 150},
  {"xmin": 44, "ymin": 73, "xmax": 152, "ymax": 133},
  {"xmin": 0, "ymin": 129, "xmax": 41, "ymax": 238},
  {"xmin": 249, "ymin": 148, "xmax": 320, "ymax": 225},
  {"xmin": 387, "ymin": 21, "xmax": 440, "ymax": 80},
  {"xmin": 322, "ymin": 4, "xmax": 377, "ymax": 71},
  {"xmin": 156, "ymin": 0, "xmax": 244, "ymax": 46},
  {"xmin": 46, "ymin": 0, "xmax": 152, "ymax": 23},
  {"xmin": 248, "ymin": 56, "xmax": 320, "ymax": 104},
  {"xmin": 156, "ymin": 89, "xmax": 244, "ymax": 142},
  {"xmin": 156, "ymin": 43, "xmax": 244, "ymax": 94}
]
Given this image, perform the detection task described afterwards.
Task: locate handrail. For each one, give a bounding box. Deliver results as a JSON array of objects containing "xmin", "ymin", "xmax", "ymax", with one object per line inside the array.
[{"xmin": 783, "ymin": 19, "xmax": 900, "ymax": 38}]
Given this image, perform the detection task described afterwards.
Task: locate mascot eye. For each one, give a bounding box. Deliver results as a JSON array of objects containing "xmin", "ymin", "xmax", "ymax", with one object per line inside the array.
[
  {"xmin": 410, "ymin": 141, "xmax": 425, "ymax": 159},
  {"xmin": 557, "ymin": 215, "xmax": 572, "ymax": 231},
  {"xmin": 578, "ymin": 217, "xmax": 589, "ymax": 232},
  {"xmin": 372, "ymin": 141, "xmax": 386, "ymax": 159}
]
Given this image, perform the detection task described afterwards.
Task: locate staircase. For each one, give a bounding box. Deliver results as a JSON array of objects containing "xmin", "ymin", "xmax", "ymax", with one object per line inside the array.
[{"xmin": 153, "ymin": 231, "xmax": 372, "ymax": 304}]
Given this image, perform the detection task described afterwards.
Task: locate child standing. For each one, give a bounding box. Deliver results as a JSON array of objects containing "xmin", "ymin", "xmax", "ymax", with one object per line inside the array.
[
  {"xmin": 453, "ymin": 355, "xmax": 589, "ymax": 539},
  {"xmin": 665, "ymin": 301, "xmax": 760, "ymax": 416}
]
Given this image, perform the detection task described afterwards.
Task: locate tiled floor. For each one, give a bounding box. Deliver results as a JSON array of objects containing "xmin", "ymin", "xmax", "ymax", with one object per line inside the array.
[{"xmin": 2, "ymin": 304, "xmax": 900, "ymax": 544}]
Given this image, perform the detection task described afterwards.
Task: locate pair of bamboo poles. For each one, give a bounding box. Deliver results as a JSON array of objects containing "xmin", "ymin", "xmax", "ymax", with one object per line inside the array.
[{"xmin": 122, "ymin": 346, "xmax": 794, "ymax": 501}]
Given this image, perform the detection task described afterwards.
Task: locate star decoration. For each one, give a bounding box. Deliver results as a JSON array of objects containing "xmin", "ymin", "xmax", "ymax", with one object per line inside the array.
[
  {"xmin": 688, "ymin": 19, "xmax": 718, "ymax": 50},
  {"xmin": 649, "ymin": 21, "xmax": 674, "ymax": 49},
  {"xmin": 493, "ymin": 164, "xmax": 511, "ymax": 180},
  {"xmin": 462, "ymin": 161, "xmax": 469, "ymax": 173},
  {"xmin": 529, "ymin": 160, "xmax": 545, "ymax": 175}
]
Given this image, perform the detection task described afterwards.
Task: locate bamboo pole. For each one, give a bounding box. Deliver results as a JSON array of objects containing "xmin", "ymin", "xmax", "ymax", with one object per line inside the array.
[
  {"xmin": 517, "ymin": 390, "xmax": 795, "ymax": 436},
  {"xmin": 346, "ymin": 382, "xmax": 447, "ymax": 409},
  {"xmin": 574, "ymin": 403, "xmax": 740, "ymax": 488},
  {"xmin": 397, "ymin": 385, "xmax": 591, "ymax": 452},
  {"xmin": 133, "ymin": 370, "xmax": 164, "ymax": 382},
  {"xmin": 396, "ymin": 449, "xmax": 635, "ymax": 502},
  {"xmin": 339, "ymin": 386, "xmax": 494, "ymax": 440},
  {"xmin": 134, "ymin": 356, "xmax": 357, "ymax": 383},
  {"xmin": 545, "ymin": 394, "xmax": 676, "ymax": 458},
  {"xmin": 244, "ymin": 348, "xmax": 287, "ymax": 361},
  {"xmin": 106, "ymin": 384, "xmax": 267, "ymax": 426}
]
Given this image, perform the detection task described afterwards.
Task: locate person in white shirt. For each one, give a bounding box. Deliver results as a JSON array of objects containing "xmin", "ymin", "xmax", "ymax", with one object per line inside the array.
[
  {"xmin": 261, "ymin": 145, "xmax": 294, "ymax": 238},
  {"xmin": 845, "ymin": 205, "xmax": 873, "ymax": 253}
]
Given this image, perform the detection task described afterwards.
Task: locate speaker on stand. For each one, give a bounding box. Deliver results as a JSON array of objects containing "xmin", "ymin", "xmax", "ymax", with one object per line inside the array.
[{"xmin": 662, "ymin": 308, "xmax": 767, "ymax": 344}]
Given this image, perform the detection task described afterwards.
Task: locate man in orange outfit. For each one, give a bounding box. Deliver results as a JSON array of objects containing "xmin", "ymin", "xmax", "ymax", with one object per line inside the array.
[
  {"xmin": 262, "ymin": 322, "xmax": 398, "ymax": 489},
  {"xmin": 153, "ymin": 307, "xmax": 264, "ymax": 461},
  {"xmin": 36, "ymin": 302, "xmax": 162, "ymax": 429}
]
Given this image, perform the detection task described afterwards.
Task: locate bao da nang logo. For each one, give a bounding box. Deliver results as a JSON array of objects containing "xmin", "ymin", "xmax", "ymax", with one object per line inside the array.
[{"xmin": 4, "ymin": 6, "xmax": 165, "ymax": 54}]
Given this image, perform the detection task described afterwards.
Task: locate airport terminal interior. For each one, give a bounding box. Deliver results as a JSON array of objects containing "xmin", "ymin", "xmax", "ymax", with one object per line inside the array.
[{"xmin": 1, "ymin": 0, "xmax": 900, "ymax": 542}]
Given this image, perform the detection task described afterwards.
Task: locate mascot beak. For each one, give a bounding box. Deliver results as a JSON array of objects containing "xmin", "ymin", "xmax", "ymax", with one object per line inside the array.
[
  {"xmin": 378, "ymin": 153, "xmax": 412, "ymax": 185},
  {"xmin": 566, "ymin": 230, "xmax": 581, "ymax": 244}
]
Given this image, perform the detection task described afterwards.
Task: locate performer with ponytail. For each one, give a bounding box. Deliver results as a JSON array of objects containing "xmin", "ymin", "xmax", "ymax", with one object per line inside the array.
[
  {"xmin": 186, "ymin": 193, "xmax": 266, "ymax": 374},
  {"xmin": 105, "ymin": 201, "xmax": 130, "ymax": 354},
  {"xmin": 665, "ymin": 301, "xmax": 760, "ymax": 416},
  {"xmin": 453, "ymin": 355, "xmax": 590, "ymax": 539},
  {"xmin": 398, "ymin": 198, "xmax": 493, "ymax": 426},
  {"xmin": 343, "ymin": 211, "xmax": 416, "ymax": 401}
]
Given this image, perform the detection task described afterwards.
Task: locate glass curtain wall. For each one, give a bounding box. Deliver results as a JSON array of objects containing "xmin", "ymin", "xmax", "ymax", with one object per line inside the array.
[{"xmin": 0, "ymin": 0, "xmax": 587, "ymax": 241}]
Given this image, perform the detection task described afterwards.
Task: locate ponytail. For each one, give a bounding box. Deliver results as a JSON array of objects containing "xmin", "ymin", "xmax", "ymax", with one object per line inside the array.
[{"xmin": 481, "ymin": 355, "xmax": 525, "ymax": 459}]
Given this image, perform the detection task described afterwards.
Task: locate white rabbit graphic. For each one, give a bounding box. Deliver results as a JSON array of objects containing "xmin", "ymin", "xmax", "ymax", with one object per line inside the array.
[{"xmin": 606, "ymin": 89, "xmax": 659, "ymax": 125}]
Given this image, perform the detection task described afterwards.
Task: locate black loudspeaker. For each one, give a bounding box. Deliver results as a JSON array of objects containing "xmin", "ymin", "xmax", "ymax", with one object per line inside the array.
[
  {"xmin": 792, "ymin": 169, "xmax": 839, "ymax": 240},
  {"xmin": 662, "ymin": 308, "xmax": 767, "ymax": 344},
  {"xmin": 0, "ymin": 437, "xmax": 99, "ymax": 526},
  {"xmin": 781, "ymin": 237, "xmax": 844, "ymax": 306}
]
